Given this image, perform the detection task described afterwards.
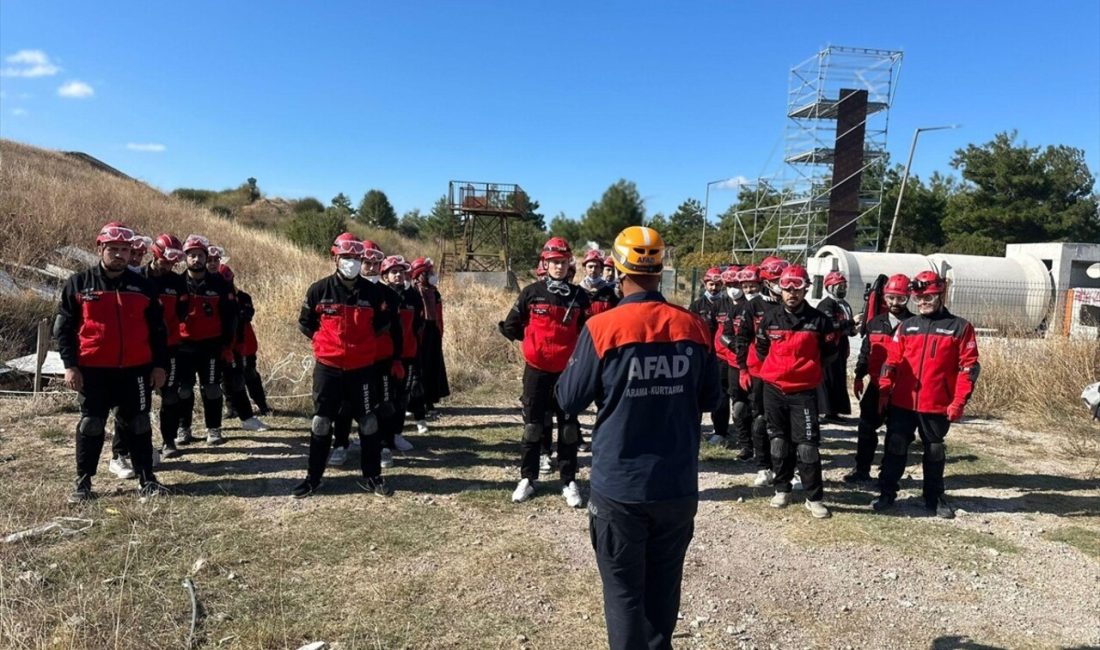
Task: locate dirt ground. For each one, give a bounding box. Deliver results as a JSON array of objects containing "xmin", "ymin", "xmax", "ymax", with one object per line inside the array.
[{"xmin": 1, "ymin": 395, "xmax": 1098, "ymax": 649}]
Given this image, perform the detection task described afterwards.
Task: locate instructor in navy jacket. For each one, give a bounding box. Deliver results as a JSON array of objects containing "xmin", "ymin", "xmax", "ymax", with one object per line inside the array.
[{"xmin": 557, "ymin": 225, "xmax": 720, "ymax": 650}]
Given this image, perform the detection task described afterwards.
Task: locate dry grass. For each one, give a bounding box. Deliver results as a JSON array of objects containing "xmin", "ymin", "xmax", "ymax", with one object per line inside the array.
[{"xmin": 967, "ymin": 336, "xmax": 1100, "ymax": 461}]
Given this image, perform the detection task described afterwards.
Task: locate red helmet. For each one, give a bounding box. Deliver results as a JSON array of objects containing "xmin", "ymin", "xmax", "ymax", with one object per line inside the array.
[
  {"xmin": 410, "ymin": 256, "xmax": 433, "ymax": 279},
  {"xmin": 96, "ymin": 221, "xmax": 135, "ymax": 246},
  {"xmin": 824, "ymin": 271, "xmax": 846, "ymax": 288},
  {"xmin": 330, "ymin": 232, "xmax": 364, "ymax": 257},
  {"xmin": 884, "ymin": 273, "xmax": 911, "ymax": 296},
  {"xmin": 735, "ymin": 265, "xmax": 760, "ymax": 283},
  {"xmin": 720, "ymin": 268, "xmax": 739, "ymax": 285},
  {"xmin": 361, "ymin": 239, "xmax": 385, "ymax": 262},
  {"xmin": 182, "ymin": 234, "xmax": 210, "ymax": 254},
  {"xmin": 759, "ymin": 256, "xmax": 789, "ymax": 281},
  {"xmin": 218, "ymin": 264, "xmax": 235, "ymax": 284},
  {"xmin": 152, "ymin": 234, "xmax": 184, "ymax": 262},
  {"xmin": 602, "ymin": 256, "xmax": 615, "ymax": 268},
  {"xmin": 777, "ymin": 265, "xmax": 810, "ymax": 291},
  {"xmin": 535, "ymin": 262, "xmax": 547, "ymax": 279},
  {"xmin": 380, "ymin": 254, "xmax": 411, "ymax": 274},
  {"xmin": 541, "ymin": 236, "xmax": 572, "ymax": 262},
  {"xmin": 582, "ymin": 249, "xmax": 603, "ymax": 265},
  {"xmin": 910, "ymin": 270, "xmax": 946, "ymax": 296},
  {"xmin": 703, "ymin": 267, "xmax": 723, "ymax": 283}
]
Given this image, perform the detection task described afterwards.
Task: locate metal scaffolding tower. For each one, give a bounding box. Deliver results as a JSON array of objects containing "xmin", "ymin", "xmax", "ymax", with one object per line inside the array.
[
  {"xmin": 733, "ymin": 46, "xmax": 903, "ymax": 262},
  {"xmin": 442, "ymin": 181, "xmax": 528, "ymax": 273}
]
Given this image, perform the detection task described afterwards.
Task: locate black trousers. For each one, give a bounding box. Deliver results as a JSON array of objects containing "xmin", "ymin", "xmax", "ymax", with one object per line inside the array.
[
  {"xmin": 763, "ymin": 383, "xmax": 824, "ymax": 502},
  {"xmin": 750, "ymin": 377, "xmax": 772, "ymax": 470},
  {"xmin": 520, "ymin": 364, "xmax": 577, "ymax": 485},
  {"xmin": 727, "ymin": 365, "xmax": 751, "ymax": 451},
  {"xmin": 817, "ymin": 351, "xmax": 852, "ymax": 416},
  {"xmin": 854, "ymin": 382, "xmax": 886, "ymax": 475},
  {"xmin": 222, "ymin": 352, "xmax": 255, "ymax": 421},
  {"xmin": 710, "ymin": 360, "xmax": 730, "ymax": 437},
  {"xmin": 155, "ymin": 346, "xmax": 187, "ymax": 447},
  {"xmin": 310, "ymin": 363, "xmax": 381, "ymax": 481},
  {"xmin": 878, "ymin": 407, "xmax": 950, "ymax": 504},
  {"xmin": 405, "ymin": 360, "xmax": 428, "ymax": 421},
  {"xmin": 243, "ymin": 354, "xmax": 270, "ymax": 412},
  {"xmin": 589, "ymin": 491, "xmax": 697, "ymax": 650},
  {"xmin": 178, "ymin": 340, "xmax": 223, "ymax": 430},
  {"xmin": 76, "ymin": 366, "xmax": 157, "ymax": 485}
]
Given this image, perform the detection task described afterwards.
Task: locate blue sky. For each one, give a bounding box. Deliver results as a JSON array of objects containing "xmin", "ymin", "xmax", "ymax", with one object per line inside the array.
[{"xmin": 2, "ymin": 1, "xmax": 1098, "ymax": 223}]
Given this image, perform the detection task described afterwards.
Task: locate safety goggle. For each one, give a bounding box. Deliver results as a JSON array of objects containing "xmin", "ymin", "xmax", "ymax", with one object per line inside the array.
[
  {"xmin": 333, "ymin": 239, "xmax": 365, "ymax": 257},
  {"xmin": 99, "ymin": 226, "xmax": 136, "ymax": 242},
  {"xmin": 734, "ymin": 270, "xmax": 757, "ymax": 282},
  {"xmin": 160, "ymin": 247, "xmax": 185, "ymax": 262},
  {"xmin": 546, "ymin": 280, "xmax": 571, "ymax": 296},
  {"xmin": 207, "ymin": 245, "xmax": 226, "ymax": 259},
  {"xmin": 778, "ymin": 277, "xmax": 809, "ymax": 291},
  {"xmin": 183, "ymin": 235, "xmax": 210, "ymax": 253},
  {"xmin": 361, "ymin": 247, "xmax": 385, "ymax": 262},
  {"xmin": 910, "ymin": 279, "xmax": 944, "ymax": 293},
  {"xmin": 131, "ymin": 235, "xmax": 152, "ymax": 251}
]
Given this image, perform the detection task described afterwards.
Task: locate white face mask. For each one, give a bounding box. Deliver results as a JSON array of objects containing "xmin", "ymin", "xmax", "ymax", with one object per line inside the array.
[
  {"xmin": 727, "ymin": 287, "xmax": 743, "ymax": 300},
  {"xmin": 337, "ymin": 258, "xmax": 362, "ymax": 279},
  {"xmin": 366, "ymin": 275, "xmax": 381, "ymax": 284},
  {"xmin": 428, "ymin": 274, "xmax": 439, "ymax": 286}
]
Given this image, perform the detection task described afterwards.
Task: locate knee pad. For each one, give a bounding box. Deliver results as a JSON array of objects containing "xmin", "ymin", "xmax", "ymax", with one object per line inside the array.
[
  {"xmin": 310, "ymin": 416, "xmax": 333, "ymax": 439},
  {"xmin": 732, "ymin": 401, "xmax": 747, "ymax": 420},
  {"xmin": 357, "ymin": 414, "xmax": 379, "ymax": 437},
  {"xmin": 178, "ymin": 385, "xmax": 194, "ymax": 401},
  {"xmin": 131, "ymin": 413, "xmax": 152, "ymax": 437},
  {"xmin": 769, "ymin": 437, "xmax": 789, "ymax": 460},
  {"xmin": 77, "ymin": 416, "xmax": 106, "ymax": 438},
  {"xmin": 926, "ymin": 442, "xmax": 946, "ymax": 462},
  {"xmin": 523, "ymin": 423, "xmax": 542, "ymax": 443},
  {"xmin": 796, "ymin": 443, "xmax": 819, "ymax": 464},
  {"xmin": 200, "ymin": 383, "xmax": 223, "ymax": 400},
  {"xmin": 560, "ymin": 421, "xmax": 580, "ymax": 445},
  {"xmin": 886, "ymin": 433, "xmax": 909, "ymax": 456}
]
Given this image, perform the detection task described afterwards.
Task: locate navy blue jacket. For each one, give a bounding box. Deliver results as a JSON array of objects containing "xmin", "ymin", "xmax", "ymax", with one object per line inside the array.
[{"xmin": 556, "ymin": 291, "xmax": 721, "ymax": 503}]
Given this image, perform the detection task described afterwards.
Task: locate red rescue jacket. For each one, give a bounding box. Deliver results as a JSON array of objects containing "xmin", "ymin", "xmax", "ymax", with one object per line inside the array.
[
  {"xmin": 879, "ymin": 308, "xmax": 980, "ymax": 415},
  {"xmin": 499, "ymin": 280, "xmax": 590, "ymax": 373},
  {"xmin": 299, "ymin": 274, "xmax": 394, "ymax": 371},
  {"xmin": 755, "ymin": 302, "xmax": 836, "ymax": 394},
  {"xmin": 853, "ymin": 308, "xmax": 912, "ymax": 384},
  {"xmin": 140, "ymin": 265, "xmax": 189, "ymax": 348},
  {"xmin": 180, "ymin": 272, "xmax": 236, "ymax": 345}
]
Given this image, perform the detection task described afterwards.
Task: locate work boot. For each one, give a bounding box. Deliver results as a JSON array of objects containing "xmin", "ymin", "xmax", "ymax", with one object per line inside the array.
[
  {"xmin": 736, "ymin": 448, "xmax": 754, "ymax": 461},
  {"xmin": 291, "ymin": 477, "xmax": 321, "ymax": 499},
  {"xmin": 843, "ymin": 470, "xmax": 873, "ymax": 485},
  {"xmin": 139, "ymin": 481, "xmax": 170, "ymax": 499},
  {"xmin": 68, "ymin": 477, "xmax": 96, "ymax": 504},
  {"xmin": 360, "ymin": 476, "xmax": 393, "ymax": 497},
  {"xmin": 929, "ymin": 496, "xmax": 956, "ymax": 520},
  {"xmin": 871, "ymin": 493, "xmax": 897, "ymax": 512}
]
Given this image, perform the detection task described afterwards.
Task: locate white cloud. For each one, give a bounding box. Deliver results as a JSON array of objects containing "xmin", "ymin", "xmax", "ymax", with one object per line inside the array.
[
  {"xmin": 715, "ymin": 175, "xmax": 750, "ymax": 190},
  {"xmin": 1, "ymin": 49, "xmax": 60, "ymax": 77},
  {"xmin": 126, "ymin": 142, "xmax": 166, "ymax": 153},
  {"xmin": 12, "ymin": 107, "xmax": 28, "ymax": 116},
  {"xmin": 57, "ymin": 80, "xmax": 94, "ymax": 98}
]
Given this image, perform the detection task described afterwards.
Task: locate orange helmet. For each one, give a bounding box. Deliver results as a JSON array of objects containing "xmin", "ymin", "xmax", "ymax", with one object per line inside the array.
[{"xmin": 610, "ymin": 226, "xmax": 664, "ymax": 276}]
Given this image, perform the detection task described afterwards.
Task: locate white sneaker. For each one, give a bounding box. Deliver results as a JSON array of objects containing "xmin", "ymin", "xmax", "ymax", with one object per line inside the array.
[
  {"xmin": 539, "ymin": 454, "xmax": 553, "ymax": 474},
  {"xmin": 109, "ymin": 457, "xmax": 136, "ymax": 480},
  {"xmin": 770, "ymin": 491, "xmax": 792, "ymax": 508},
  {"xmin": 753, "ymin": 469, "xmax": 775, "ymax": 487},
  {"xmin": 328, "ymin": 446, "xmax": 348, "ymax": 466},
  {"xmin": 240, "ymin": 417, "xmax": 269, "ymax": 432},
  {"xmin": 512, "ymin": 478, "xmax": 535, "ymax": 503},
  {"xmin": 791, "ymin": 475, "xmax": 803, "ymax": 491},
  {"xmin": 393, "ymin": 433, "xmax": 414, "ymax": 451},
  {"xmin": 562, "ymin": 481, "xmax": 583, "ymax": 508},
  {"xmin": 707, "ymin": 433, "xmax": 726, "ymax": 446},
  {"xmin": 415, "ymin": 420, "xmax": 429, "ymax": 435},
  {"xmin": 405, "ymin": 411, "xmax": 413, "ymax": 418},
  {"xmin": 206, "ymin": 428, "xmax": 226, "ymax": 445},
  {"xmin": 381, "ymin": 448, "xmax": 394, "ymax": 468},
  {"xmin": 175, "ymin": 427, "xmax": 194, "ymax": 446},
  {"xmin": 805, "ymin": 499, "xmax": 831, "ymax": 519}
]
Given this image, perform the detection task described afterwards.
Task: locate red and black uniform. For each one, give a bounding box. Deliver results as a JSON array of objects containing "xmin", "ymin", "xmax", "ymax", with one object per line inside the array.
[
  {"xmin": 334, "ymin": 282, "xmax": 404, "ymax": 451},
  {"xmin": 392, "ymin": 285, "xmax": 425, "ymax": 434},
  {"xmin": 299, "ymin": 274, "xmax": 395, "ymax": 482},
  {"xmin": 690, "ymin": 293, "xmax": 733, "ymax": 438},
  {"xmin": 755, "ymin": 303, "xmax": 836, "ymax": 501},
  {"xmin": 415, "ymin": 282, "xmax": 450, "ymax": 414},
  {"xmin": 877, "ymin": 308, "xmax": 980, "ymax": 505},
  {"xmin": 717, "ymin": 296, "xmax": 752, "ymax": 453},
  {"xmin": 233, "ymin": 289, "xmax": 270, "ymax": 415},
  {"xmin": 139, "ymin": 264, "xmax": 190, "ymax": 448},
  {"xmin": 221, "ymin": 288, "xmax": 260, "ymax": 423},
  {"xmin": 499, "ymin": 280, "xmax": 590, "ymax": 485},
  {"xmin": 585, "ymin": 281, "xmax": 620, "ymax": 317},
  {"xmin": 815, "ymin": 294, "xmax": 855, "ymax": 418},
  {"xmin": 178, "ymin": 271, "xmax": 237, "ymax": 432},
  {"xmin": 55, "ymin": 264, "xmax": 168, "ymax": 487},
  {"xmin": 729, "ymin": 294, "xmax": 780, "ymax": 470},
  {"xmin": 850, "ymin": 307, "xmax": 912, "ymax": 476}
]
